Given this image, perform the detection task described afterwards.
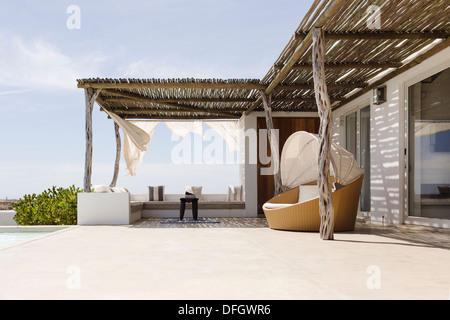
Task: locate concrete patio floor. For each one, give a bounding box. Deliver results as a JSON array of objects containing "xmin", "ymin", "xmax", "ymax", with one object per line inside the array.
[{"xmin": 0, "ymin": 218, "xmax": 449, "ymax": 300}]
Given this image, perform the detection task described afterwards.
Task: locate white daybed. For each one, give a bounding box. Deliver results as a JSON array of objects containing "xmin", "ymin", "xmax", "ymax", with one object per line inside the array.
[{"xmin": 77, "ymin": 186, "xmax": 245, "ymax": 225}]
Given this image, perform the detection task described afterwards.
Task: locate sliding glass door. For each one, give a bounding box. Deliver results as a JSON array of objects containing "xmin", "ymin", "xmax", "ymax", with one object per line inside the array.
[
  {"xmin": 408, "ymin": 67, "xmax": 450, "ymax": 219},
  {"xmin": 345, "ymin": 106, "xmax": 371, "ymax": 212}
]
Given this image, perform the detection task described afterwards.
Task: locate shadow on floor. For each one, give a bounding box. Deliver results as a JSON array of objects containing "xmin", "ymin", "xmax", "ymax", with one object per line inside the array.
[
  {"xmin": 130, "ymin": 217, "xmax": 450, "ymax": 250},
  {"xmin": 343, "ymin": 219, "xmax": 450, "ymax": 250}
]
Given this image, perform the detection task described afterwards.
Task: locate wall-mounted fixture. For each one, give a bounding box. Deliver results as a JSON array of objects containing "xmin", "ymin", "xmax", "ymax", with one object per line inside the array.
[{"xmin": 373, "ymin": 85, "xmax": 386, "ymax": 105}]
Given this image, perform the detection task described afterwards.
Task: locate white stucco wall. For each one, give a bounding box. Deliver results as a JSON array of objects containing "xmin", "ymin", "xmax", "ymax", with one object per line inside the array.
[
  {"xmin": 332, "ymin": 45, "xmax": 450, "ymax": 227},
  {"xmin": 78, "ymin": 192, "xmax": 132, "ymax": 225}
]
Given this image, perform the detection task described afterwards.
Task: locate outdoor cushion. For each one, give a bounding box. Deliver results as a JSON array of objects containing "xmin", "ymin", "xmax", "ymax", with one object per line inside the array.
[
  {"xmin": 227, "ymin": 185, "xmax": 243, "ymax": 201},
  {"xmin": 110, "ymin": 187, "xmax": 129, "ymax": 193},
  {"xmin": 92, "ymin": 185, "xmax": 113, "ymax": 193},
  {"xmin": 148, "ymin": 185, "xmax": 165, "ymax": 201},
  {"xmin": 298, "ymin": 185, "xmax": 319, "ymax": 203},
  {"xmin": 186, "ymin": 186, "xmax": 202, "ymax": 200},
  {"xmin": 263, "ymin": 203, "xmax": 293, "ymax": 209},
  {"xmin": 334, "ymin": 182, "xmax": 345, "ymax": 190},
  {"xmin": 185, "ymin": 192, "xmax": 196, "ymax": 199}
]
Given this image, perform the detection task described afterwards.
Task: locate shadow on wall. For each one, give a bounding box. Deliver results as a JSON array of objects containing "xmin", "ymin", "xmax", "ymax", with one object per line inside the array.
[{"xmin": 370, "ymin": 88, "xmax": 401, "ymax": 225}]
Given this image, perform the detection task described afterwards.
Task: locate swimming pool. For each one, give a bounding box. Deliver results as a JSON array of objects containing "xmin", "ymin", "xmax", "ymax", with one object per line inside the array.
[
  {"xmin": 0, "ymin": 227, "xmax": 68, "ymax": 249},
  {"xmin": 0, "ymin": 232, "xmax": 51, "ymax": 248}
]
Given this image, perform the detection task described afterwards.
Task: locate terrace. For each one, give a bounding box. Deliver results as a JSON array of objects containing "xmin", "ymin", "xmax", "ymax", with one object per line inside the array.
[
  {"xmin": 76, "ymin": 0, "xmax": 449, "ymax": 233},
  {"xmin": 0, "ymin": 218, "xmax": 449, "ymax": 299},
  {"xmin": 1, "ymin": 0, "xmax": 450, "ymax": 302}
]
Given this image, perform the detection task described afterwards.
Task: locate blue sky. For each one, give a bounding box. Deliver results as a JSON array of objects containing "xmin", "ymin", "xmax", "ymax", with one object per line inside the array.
[{"xmin": 0, "ymin": 0, "xmax": 314, "ymax": 198}]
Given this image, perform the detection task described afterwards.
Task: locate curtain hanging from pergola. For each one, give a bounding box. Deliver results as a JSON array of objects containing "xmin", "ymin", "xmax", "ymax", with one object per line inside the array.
[
  {"xmin": 104, "ymin": 109, "xmax": 160, "ymax": 176},
  {"xmin": 123, "ymin": 121, "xmax": 160, "ymax": 176},
  {"xmin": 165, "ymin": 121, "xmax": 204, "ymax": 138},
  {"xmin": 204, "ymin": 120, "xmax": 239, "ymax": 153},
  {"xmin": 104, "ymin": 113, "xmax": 239, "ymax": 176}
]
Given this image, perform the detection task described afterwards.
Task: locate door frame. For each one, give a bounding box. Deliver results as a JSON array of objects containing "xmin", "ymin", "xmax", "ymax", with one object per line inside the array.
[
  {"xmin": 341, "ymin": 100, "xmax": 371, "ymax": 216},
  {"xmin": 402, "ymin": 62, "xmax": 450, "ymax": 228},
  {"xmin": 256, "ymin": 116, "xmax": 320, "ymax": 214}
]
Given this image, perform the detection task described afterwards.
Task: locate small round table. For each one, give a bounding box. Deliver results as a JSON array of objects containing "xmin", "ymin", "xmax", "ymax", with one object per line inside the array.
[{"xmin": 179, "ymin": 197, "xmax": 199, "ymax": 220}]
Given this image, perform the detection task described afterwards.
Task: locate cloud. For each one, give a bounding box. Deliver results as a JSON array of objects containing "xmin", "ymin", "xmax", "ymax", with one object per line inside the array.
[
  {"xmin": 0, "ymin": 88, "xmax": 35, "ymax": 96},
  {"xmin": 0, "ymin": 34, "xmax": 106, "ymax": 91}
]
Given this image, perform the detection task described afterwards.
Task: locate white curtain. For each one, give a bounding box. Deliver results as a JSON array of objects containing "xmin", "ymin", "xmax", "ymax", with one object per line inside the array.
[
  {"xmin": 204, "ymin": 120, "xmax": 239, "ymax": 152},
  {"xmin": 123, "ymin": 121, "xmax": 160, "ymax": 176},
  {"xmin": 165, "ymin": 121, "xmax": 204, "ymax": 138},
  {"xmin": 102, "ymin": 115, "xmax": 240, "ymax": 177},
  {"xmin": 103, "ymin": 109, "xmax": 160, "ymax": 176},
  {"xmin": 104, "ymin": 109, "xmax": 150, "ymax": 151}
]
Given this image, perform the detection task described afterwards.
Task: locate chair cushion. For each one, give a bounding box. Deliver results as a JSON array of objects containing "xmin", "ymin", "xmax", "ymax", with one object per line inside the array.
[
  {"xmin": 298, "ymin": 185, "xmax": 319, "ymax": 203},
  {"xmin": 263, "ymin": 203, "xmax": 293, "ymax": 209}
]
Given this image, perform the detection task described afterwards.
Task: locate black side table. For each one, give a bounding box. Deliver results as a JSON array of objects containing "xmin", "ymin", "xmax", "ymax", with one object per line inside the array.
[{"xmin": 180, "ymin": 197, "xmax": 199, "ymax": 220}]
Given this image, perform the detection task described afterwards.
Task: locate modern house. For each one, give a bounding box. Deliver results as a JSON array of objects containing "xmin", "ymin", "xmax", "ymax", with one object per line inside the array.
[
  {"xmin": 248, "ymin": 0, "xmax": 450, "ymax": 228},
  {"xmin": 78, "ymin": 0, "xmax": 450, "ymax": 228}
]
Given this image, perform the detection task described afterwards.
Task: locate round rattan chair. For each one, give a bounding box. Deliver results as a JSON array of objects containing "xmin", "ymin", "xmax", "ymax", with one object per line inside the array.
[{"xmin": 263, "ymin": 131, "xmax": 364, "ymax": 232}]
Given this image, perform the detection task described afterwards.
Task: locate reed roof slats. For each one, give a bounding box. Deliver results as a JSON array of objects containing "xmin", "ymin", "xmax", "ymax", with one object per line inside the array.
[{"xmin": 78, "ymin": 0, "xmax": 450, "ymax": 119}]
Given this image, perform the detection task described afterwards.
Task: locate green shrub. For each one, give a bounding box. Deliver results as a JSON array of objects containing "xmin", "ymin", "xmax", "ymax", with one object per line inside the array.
[{"xmin": 13, "ymin": 185, "xmax": 83, "ymax": 225}]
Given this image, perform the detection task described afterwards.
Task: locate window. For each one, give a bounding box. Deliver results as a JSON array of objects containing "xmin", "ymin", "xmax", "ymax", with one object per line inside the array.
[{"xmin": 408, "ymin": 67, "xmax": 450, "ymax": 219}]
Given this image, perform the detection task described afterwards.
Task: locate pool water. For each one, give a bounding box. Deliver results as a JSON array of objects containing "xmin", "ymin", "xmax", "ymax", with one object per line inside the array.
[{"xmin": 0, "ymin": 232, "xmax": 51, "ymax": 248}]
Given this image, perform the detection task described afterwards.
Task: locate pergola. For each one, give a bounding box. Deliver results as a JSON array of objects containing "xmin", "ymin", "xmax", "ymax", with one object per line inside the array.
[{"xmin": 78, "ymin": 0, "xmax": 450, "ymax": 238}]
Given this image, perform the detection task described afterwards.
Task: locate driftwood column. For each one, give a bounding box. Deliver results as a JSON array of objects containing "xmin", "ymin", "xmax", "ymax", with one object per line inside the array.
[
  {"xmin": 259, "ymin": 91, "xmax": 283, "ymax": 196},
  {"xmin": 83, "ymin": 88, "xmax": 100, "ymax": 193},
  {"xmin": 312, "ymin": 28, "xmax": 335, "ymax": 240},
  {"xmin": 110, "ymin": 122, "xmax": 121, "ymax": 188}
]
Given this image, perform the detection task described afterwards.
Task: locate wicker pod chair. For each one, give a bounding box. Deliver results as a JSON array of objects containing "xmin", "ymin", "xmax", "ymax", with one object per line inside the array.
[{"xmin": 263, "ymin": 131, "xmax": 364, "ymax": 232}]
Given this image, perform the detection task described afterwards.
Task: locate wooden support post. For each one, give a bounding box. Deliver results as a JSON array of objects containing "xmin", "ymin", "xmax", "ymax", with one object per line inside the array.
[
  {"xmin": 259, "ymin": 91, "xmax": 283, "ymax": 196},
  {"xmin": 110, "ymin": 122, "xmax": 121, "ymax": 188},
  {"xmin": 312, "ymin": 28, "xmax": 334, "ymax": 240},
  {"xmin": 83, "ymin": 88, "xmax": 100, "ymax": 193}
]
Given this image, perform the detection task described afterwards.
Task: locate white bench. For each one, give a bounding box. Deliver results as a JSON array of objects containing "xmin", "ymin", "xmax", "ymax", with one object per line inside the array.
[
  {"xmin": 78, "ymin": 192, "xmax": 139, "ymax": 225},
  {"xmin": 77, "ymin": 192, "xmax": 245, "ymax": 225},
  {"xmin": 131, "ymin": 194, "xmax": 245, "ymax": 219}
]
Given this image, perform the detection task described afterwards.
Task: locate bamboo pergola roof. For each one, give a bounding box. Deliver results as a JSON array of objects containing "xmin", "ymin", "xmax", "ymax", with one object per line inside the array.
[
  {"xmin": 77, "ymin": 78, "xmax": 263, "ymax": 119},
  {"xmin": 77, "ymin": 0, "xmax": 450, "ymax": 120}
]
